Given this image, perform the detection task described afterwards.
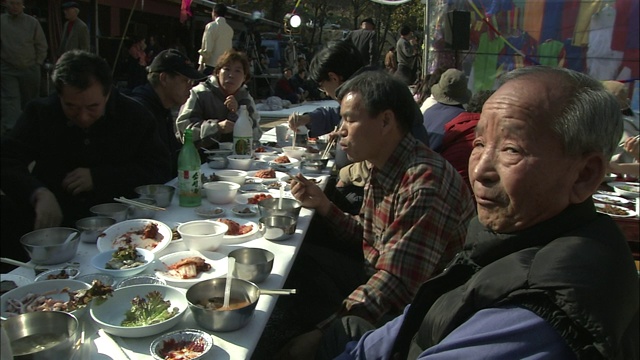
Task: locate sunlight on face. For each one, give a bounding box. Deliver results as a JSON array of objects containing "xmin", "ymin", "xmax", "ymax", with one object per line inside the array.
[
  {"xmin": 59, "ymin": 81, "xmax": 109, "ymax": 129},
  {"xmin": 468, "ymin": 78, "xmax": 580, "ymax": 233},
  {"xmin": 217, "ymin": 61, "xmax": 246, "ymax": 95}
]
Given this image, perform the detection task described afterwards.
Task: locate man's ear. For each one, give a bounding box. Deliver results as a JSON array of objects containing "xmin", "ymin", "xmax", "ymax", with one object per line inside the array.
[
  {"xmin": 327, "ymin": 72, "xmax": 341, "ymax": 83},
  {"xmin": 379, "ymin": 110, "xmax": 394, "ymax": 135},
  {"xmin": 570, "ymin": 152, "xmax": 606, "ymax": 204}
]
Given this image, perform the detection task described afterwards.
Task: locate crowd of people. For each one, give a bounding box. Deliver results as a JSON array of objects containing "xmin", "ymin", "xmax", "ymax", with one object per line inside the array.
[{"xmin": 1, "ymin": 2, "xmax": 638, "ymax": 359}]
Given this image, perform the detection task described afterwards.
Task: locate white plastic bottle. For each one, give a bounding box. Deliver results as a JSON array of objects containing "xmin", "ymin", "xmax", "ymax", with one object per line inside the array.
[{"xmin": 233, "ymin": 105, "xmax": 253, "ymax": 156}]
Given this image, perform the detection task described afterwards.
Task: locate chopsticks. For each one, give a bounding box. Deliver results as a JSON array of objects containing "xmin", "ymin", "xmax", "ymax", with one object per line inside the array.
[
  {"xmin": 321, "ymin": 126, "xmax": 338, "ymax": 159},
  {"xmin": 113, "ymin": 197, "xmax": 166, "ymax": 211},
  {"xmin": 0, "ymin": 257, "xmax": 37, "ymax": 269}
]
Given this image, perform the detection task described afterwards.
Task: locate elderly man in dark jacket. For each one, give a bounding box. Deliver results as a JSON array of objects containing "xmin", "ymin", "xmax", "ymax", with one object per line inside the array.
[
  {"xmin": 323, "ymin": 66, "xmax": 639, "ymax": 360},
  {"xmin": 346, "ymin": 18, "xmax": 378, "ymax": 67}
]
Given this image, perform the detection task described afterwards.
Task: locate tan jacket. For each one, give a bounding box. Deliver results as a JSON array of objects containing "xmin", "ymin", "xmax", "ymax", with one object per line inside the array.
[{"xmin": 0, "ymin": 12, "xmax": 48, "ymax": 69}]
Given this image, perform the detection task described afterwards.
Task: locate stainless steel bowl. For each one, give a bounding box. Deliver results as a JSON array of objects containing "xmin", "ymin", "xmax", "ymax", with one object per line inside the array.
[
  {"xmin": 19, "ymin": 227, "xmax": 80, "ymax": 265},
  {"xmin": 300, "ymin": 159, "xmax": 327, "ymax": 174},
  {"xmin": 186, "ymin": 278, "xmax": 260, "ymax": 332},
  {"xmin": 258, "ymin": 216, "xmax": 297, "ymax": 241},
  {"xmin": 3, "ymin": 311, "xmax": 78, "ymax": 359},
  {"xmin": 134, "ymin": 185, "xmax": 176, "ymax": 207},
  {"xmin": 127, "ymin": 198, "xmax": 157, "ymax": 219},
  {"xmin": 228, "ymin": 248, "xmax": 274, "ymax": 283},
  {"xmin": 149, "ymin": 329, "xmax": 213, "ymax": 360},
  {"xmin": 257, "ymin": 198, "xmax": 302, "ymax": 223},
  {"xmin": 89, "ymin": 203, "xmax": 129, "ymax": 222},
  {"xmin": 75, "ymin": 216, "xmax": 117, "ymax": 243}
]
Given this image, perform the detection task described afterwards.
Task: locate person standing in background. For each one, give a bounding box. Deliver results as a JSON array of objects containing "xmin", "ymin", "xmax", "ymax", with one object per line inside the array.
[
  {"xmin": 346, "ymin": 18, "xmax": 378, "ymax": 67},
  {"xmin": 0, "ymin": 0, "xmax": 48, "ymax": 136},
  {"xmin": 395, "ymin": 25, "xmax": 417, "ymax": 85},
  {"xmin": 384, "ymin": 46, "xmax": 396, "ymax": 74},
  {"xmin": 198, "ymin": 3, "xmax": 233, "ymax": 76},
  {"xmin": 57, "ymin": 2, "xmax": 89, "ymax": 56}
]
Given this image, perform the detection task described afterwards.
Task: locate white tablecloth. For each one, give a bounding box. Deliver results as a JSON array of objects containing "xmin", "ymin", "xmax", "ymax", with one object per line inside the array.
[
  {"xmin": 7, "ymin": 160, "xmax": 331, "ymax": 360},
  {"xmin": 258, "ymin": 100, "xmax": 338, "ymax": 121}
]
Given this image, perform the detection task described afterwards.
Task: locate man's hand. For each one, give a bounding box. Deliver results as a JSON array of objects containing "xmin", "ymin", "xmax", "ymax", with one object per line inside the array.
[
  {"xmin": 31, "ymin": 188, "xmax": 63, "ymax": 229},
  {"xmin": 224, "ymin": 95, "xmax": 238, "ymax": 113},
  {"xmin": 287, "ymin": 113, "xmax": 310, "ymax": 131},
  {"xmin": 275, "ymin": 329, "xmax": 323, "ymax": 360},
  {"xmin": 198, "ymin": 63, "xmax": 206, "ymax": 72},
  {"xmin": 218, "ymin": 120, "xmax": 235, "ymax": 134},
  {"xmin": 61, "ymin": 168, "xmax": 93, "ymax": 195},
  {"xmin": 290, "ymin": 174, "xmax": 331, "ymax": 216}
]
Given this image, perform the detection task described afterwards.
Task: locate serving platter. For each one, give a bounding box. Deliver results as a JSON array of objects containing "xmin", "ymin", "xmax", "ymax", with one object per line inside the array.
[
  {"xmin": 155, "ymin": 250, "xmax": 227, "ymax": 288},
  {"xmin": 592, "ymin": 194, "xmax": 631, "ymax": 206},
  {"xmin": 214, "ymin": 219, "xmax": 260, "ymax": 244},
  {"xmin": 97, "ymin": 219, "xmax": 172, "ymax": 254},
  {"xmin": 594, "ymin": 203, "xmax": 637, "ymax": 218}
]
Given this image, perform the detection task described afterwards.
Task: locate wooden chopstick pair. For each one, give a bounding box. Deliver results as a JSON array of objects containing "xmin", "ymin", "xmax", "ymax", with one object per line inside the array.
[
  {"xmin": 321, "ymin": 126, "xmax": 338, "ymax": 159},
  {"xmin": 113, "ymin": 197, "xmax": 166, "ymax": 211}
]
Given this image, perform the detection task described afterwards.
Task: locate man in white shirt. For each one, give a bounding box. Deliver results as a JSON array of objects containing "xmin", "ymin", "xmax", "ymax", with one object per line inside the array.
[{"xmin": 198, "ymin": 3, "xmax": 233, "ymax": 76}]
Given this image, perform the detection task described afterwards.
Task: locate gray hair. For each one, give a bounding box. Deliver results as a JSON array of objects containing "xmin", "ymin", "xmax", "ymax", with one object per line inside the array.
[
  {"xmin": 498, "ymin": 66, "xmax": 622, "ymax": 159},
  {"xmin": 336, "ymin": 70, "xmax": 417, "ymax": 134}
]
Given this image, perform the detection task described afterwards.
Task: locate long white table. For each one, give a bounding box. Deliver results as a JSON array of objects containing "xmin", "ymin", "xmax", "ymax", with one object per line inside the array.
[
  {"xmin": 258, "ymin": 100, "xmax": 338, "ymax": 122},
  {"xmin": 7, "ymin": 158, "xmax": 331, "ymax": 359}
]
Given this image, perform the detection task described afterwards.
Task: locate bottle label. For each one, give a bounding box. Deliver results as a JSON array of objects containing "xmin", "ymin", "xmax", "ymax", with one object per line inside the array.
[
  {"xmin": 178, "ymin": 169, "xmax": 201, "ymax": 206},
  {"xmin": 234, "ymin": 137, "xmax": 252, "ymax": 155}
]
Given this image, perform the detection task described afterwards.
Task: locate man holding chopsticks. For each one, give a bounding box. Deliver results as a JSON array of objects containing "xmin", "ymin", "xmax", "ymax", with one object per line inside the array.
[{"xmin": 277, "ymin": 71, "xmax": 475, "ymax": 359}]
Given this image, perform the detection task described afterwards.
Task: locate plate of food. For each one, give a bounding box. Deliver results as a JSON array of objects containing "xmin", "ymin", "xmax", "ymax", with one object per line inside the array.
[
  {"xmin": 608, "ymin": 182, "xmax": 640, "ymax": 198},
  {"xmin": 268, "ymin": 155, "xmax": 300, "ymax": 170},
  {"xmin": 90, "ymin": 284, "xmax": 187, "ymax": 338},
  {"xmin": 232, "ymin": 204, "xmax": 259, "ymax": 217},
  {"xmin": 246, "ymin": 169, "xmax": 287, "ymax": 184},
  {"xmin": 155, "ymin": 250, "xmax": 227, "ymax": 288},
  {"xmin": 215, "ymin": 219, "xmax": 260, "ymax": 244},
  {"xmin": 594, "ymin": 203, "xmax": 637, "ymax": 218},
  {"xmin": 254, "ymin": 145, "xmax": 278, "ymax": 155},
  {"xmin": 194, "ymin": 205, "xmax": 225, "ymax": 218},
  {"xmin": 592, "ymin": 194, "xmax": 631, "ymax": 206},
  {"xmin": 1, "ymin": 279, "xmax": 112, "ymax": 320},
  {"xmin": 236, "ymin": 192, "xmax": 274, "ymax": 205},
  {"xmin": 97, "ymin": 219, "xmax": 172, "ymax": 254}
]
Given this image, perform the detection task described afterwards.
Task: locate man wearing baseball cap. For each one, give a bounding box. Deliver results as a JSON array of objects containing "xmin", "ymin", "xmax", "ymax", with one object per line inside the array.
[
  {"xmin": 130, "ymin": 49, "xmax": 207, "ymax": 174},
  {"xmin": 58, "ymin": 2, "xmax": 89, "ymax": 56}
]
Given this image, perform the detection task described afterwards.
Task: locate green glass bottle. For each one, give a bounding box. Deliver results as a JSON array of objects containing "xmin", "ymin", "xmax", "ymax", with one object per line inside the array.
[{"xmin": 178, "ymin": 129, "xmax": 202, "ymax": 207}]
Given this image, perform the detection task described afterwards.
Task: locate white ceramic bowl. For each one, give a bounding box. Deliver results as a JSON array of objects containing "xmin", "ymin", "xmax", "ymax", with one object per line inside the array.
[
  {"xmin": 155, "ymin": 250, "xmax": 227, "ymax": 289},
  {"xmin": 96, "ymin": 219, "xmax": 172, "ymax": 254},
  {"xmin": 90, "ymin": 284, "xmax": 188, "ymax": 338},
  {"xmin": 609, "ymin": 182, "xmax": 640, "ymax": 198},
  {"xmin": 149, "ymin": 329, "xmax": 213, "ymax": 360},
  {"xmin": 34, "ymin": 268, "xmax": 80, "ymax": 282},
  {"xmin": 1, "ymin": 279, "xmax": 91, "ymax": 320},
  {"xmin": 282, "ymin": 146, "xmax": 307, "ymax": 160},
  {"xmin": 227, "ymin": 155, "xmax": 253, "ymax": 170},
  {"xmin": 90, "ymin": 248, "xmax": 155, "ymax": 278},
  {"xmin": 202, "ymin": 181, "xmax": 240, "ymax": 204},
  {"xmin": 177, "ymin": 220, "xmax": 229, "ymax": 252},
  {"xmin": 215, "ymin": 169, "xmax": 247, "ymax": 185}
]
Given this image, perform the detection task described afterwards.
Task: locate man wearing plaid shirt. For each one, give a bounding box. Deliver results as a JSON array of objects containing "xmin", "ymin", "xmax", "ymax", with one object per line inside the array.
[{"xmin": 279, "ymin": 71, "xmax": 476, "ymax": 359}]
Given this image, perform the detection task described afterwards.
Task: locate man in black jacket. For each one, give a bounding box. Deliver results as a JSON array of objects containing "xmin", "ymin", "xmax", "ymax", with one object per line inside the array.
[
  {"xmin": 346, "ymin": 18, "xmax": 378, "ymax": 67},
  {"xmin": 1, "ymin": 50, "xmax": 172, "ymax": 266},
  {"xmin": 131, "ymin": 49, "xmax": 207, "ymax": 175}
]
